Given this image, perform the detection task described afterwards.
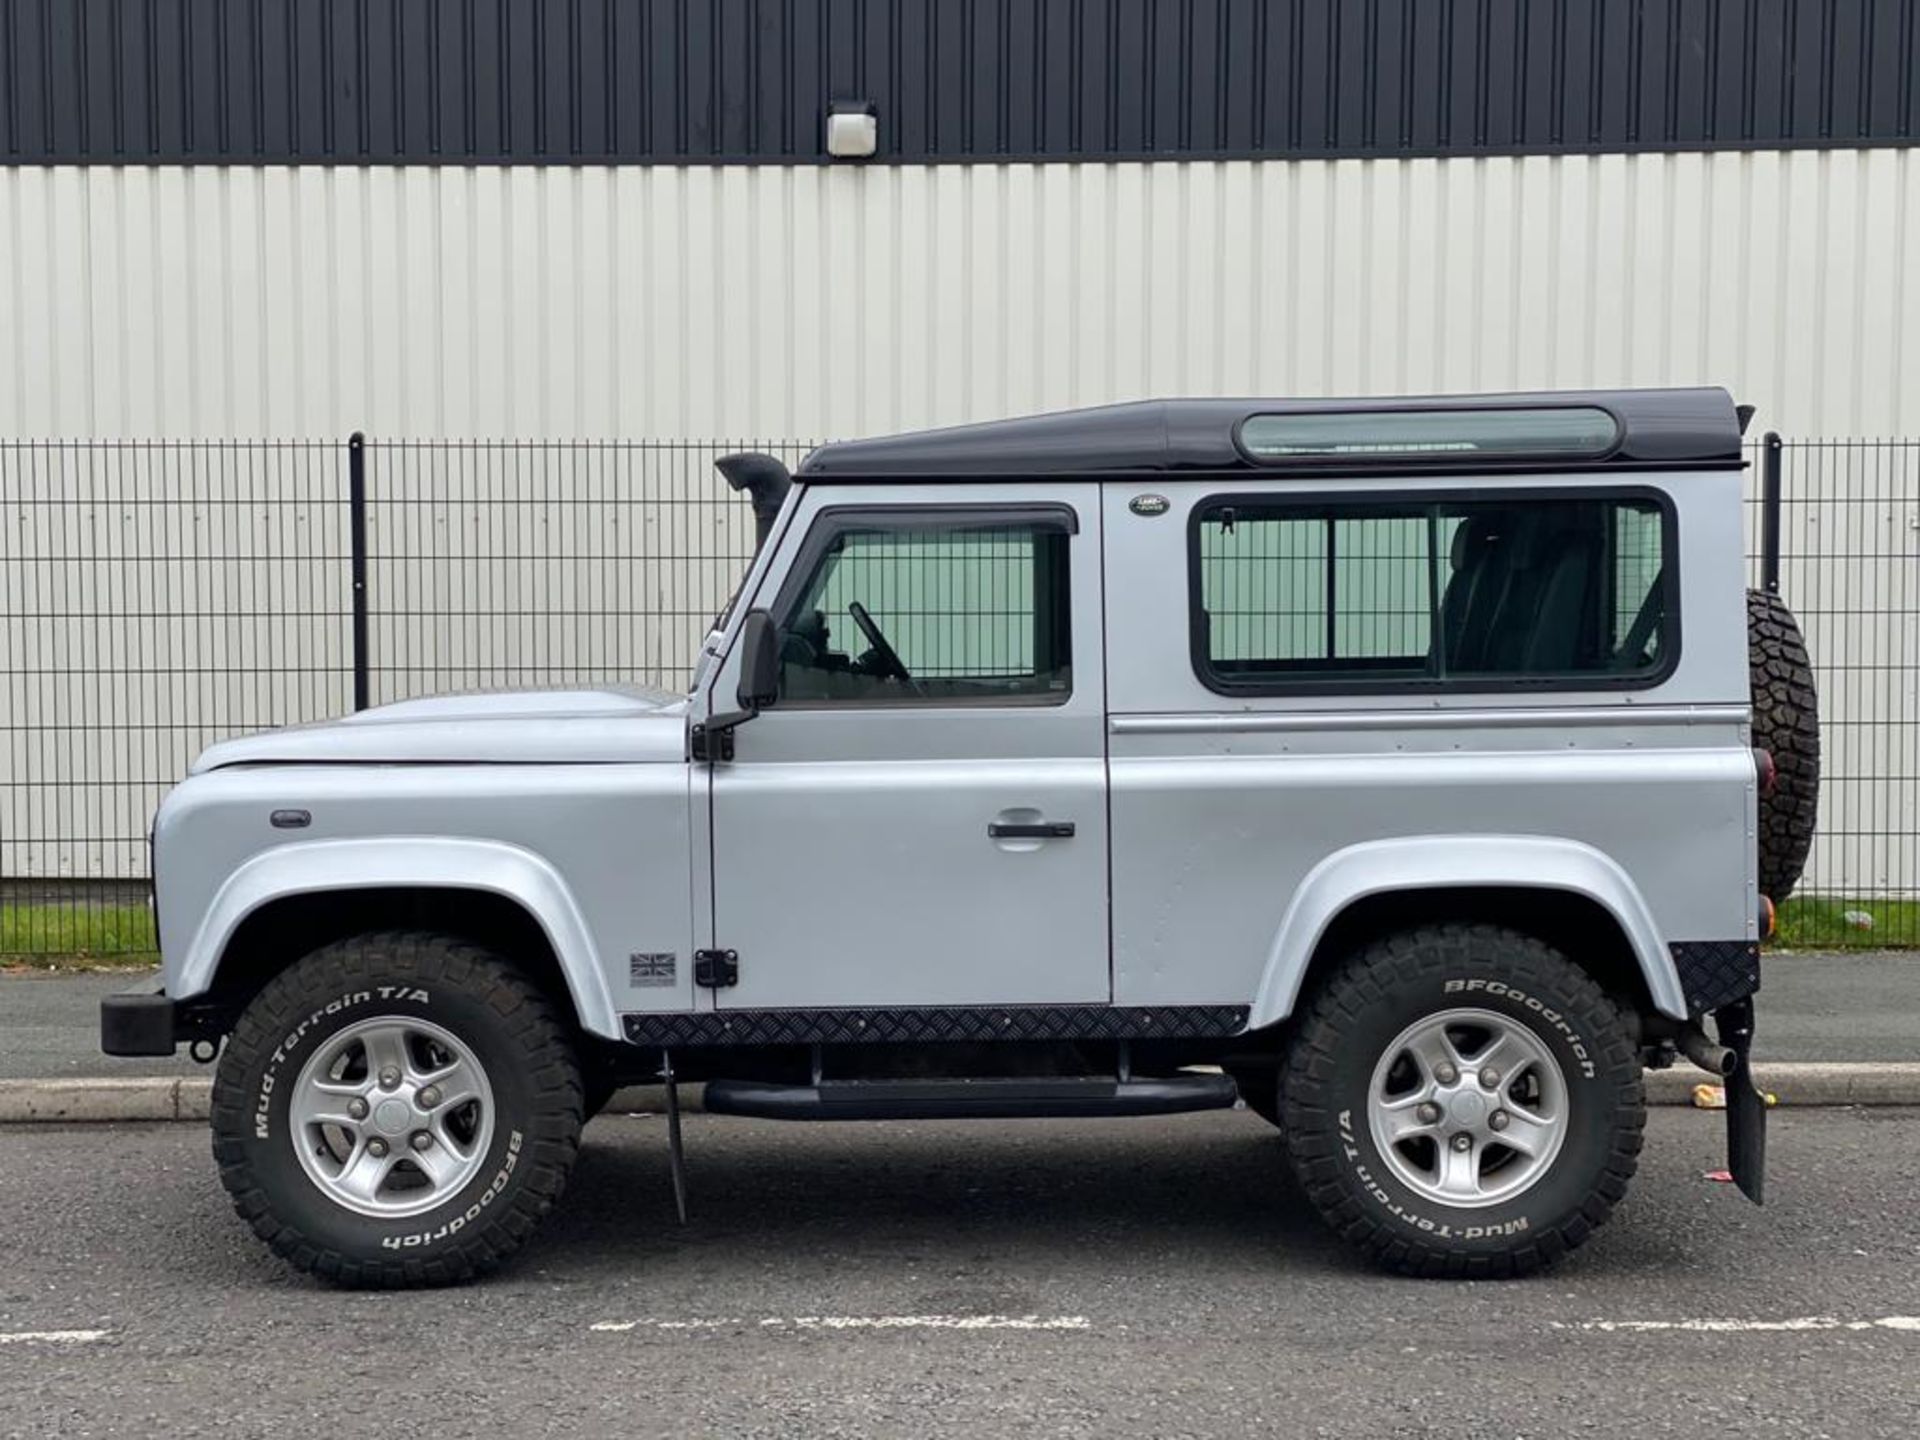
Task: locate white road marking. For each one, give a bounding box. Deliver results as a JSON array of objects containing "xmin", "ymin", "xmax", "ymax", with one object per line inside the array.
[
  {"xmin": 0, "ymin": 1330, "xmax": 109, "ymax": 1346},
  {"xmin": 1554, "ymin": 1316, "xmax": 1920, "ymax": 1334},
  {"xmin": 592, "ymin": 1314, "xmax": 1090, "ymax": 1334}
]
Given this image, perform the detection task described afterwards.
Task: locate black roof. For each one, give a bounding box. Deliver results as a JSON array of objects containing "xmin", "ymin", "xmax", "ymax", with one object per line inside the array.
[{"xmin": 795, "ymin": 388, "xmax": 1743, "ymax": 480}]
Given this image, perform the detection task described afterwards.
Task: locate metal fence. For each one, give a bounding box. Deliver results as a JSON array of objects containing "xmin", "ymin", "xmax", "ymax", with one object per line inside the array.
[
  {"xmin": 1762, "ymin": 438, "xmax": 1920, "ymax": 948},
  {"xmin": 3, "ymin": 440, "xmax": 351, "ymax": 963},
  {"xmin": 2, "ymin": 434, "xmax": 1915, "ymax": 962},
  {"xmin": 356, "ymin": 438, "xmax": 787, "ymax": 708},
  {"xmin": 1, "ymin": 437, "xmax": 802, "ymax": 964}
]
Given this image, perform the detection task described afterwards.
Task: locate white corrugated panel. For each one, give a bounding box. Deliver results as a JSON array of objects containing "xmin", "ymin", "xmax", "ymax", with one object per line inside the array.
[
  {"xmin": 2, "ymin": 152, "xmax": 1916, "ymax": 905},
  {"xmin": 2, "ymin": 150, "xmax": 1918, "ymax": 441}
]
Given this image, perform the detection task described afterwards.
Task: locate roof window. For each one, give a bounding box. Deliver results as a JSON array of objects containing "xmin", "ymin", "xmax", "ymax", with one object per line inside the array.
[{"xmin": 1238, "ymin": 407, "xmax": 1621, "ymax": 463}]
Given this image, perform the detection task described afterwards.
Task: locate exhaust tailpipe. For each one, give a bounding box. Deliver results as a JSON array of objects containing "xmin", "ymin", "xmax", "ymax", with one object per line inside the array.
[{"xmin": 1680, "ymin": 1027, "xmax": 1737, "ymax": 1077}]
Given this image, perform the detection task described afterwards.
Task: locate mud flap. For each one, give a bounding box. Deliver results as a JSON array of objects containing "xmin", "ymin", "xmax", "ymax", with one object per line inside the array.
[
  {"xmin": 1717, "ymin": 998, "xmax": 1766, "ymax": 1204},
  {"xmin": 661, "ymin": 1049, "xmax": 689, "ymax": 1225}
]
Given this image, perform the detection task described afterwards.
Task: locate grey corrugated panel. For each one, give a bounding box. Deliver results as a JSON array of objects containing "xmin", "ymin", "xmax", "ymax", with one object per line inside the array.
[{"xmin": 3, "ymin": 0, "xmax": 1916, "ymax": 166}]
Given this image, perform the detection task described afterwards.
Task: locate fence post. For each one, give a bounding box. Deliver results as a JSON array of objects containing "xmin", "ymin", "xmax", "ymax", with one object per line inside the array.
[
  {"xmin": 348, "ymin": 432, "xmax": 370, "ymax": 710},
  {"xmin": 1760, "ymin": 431, "xmax": 1783, "ymax": 595}
]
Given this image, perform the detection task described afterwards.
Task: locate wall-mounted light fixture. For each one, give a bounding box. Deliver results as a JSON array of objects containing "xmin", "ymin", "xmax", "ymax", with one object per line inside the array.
[{"xmin": 825, "ymin": 102, "xmax": 878, "ymax": 159}]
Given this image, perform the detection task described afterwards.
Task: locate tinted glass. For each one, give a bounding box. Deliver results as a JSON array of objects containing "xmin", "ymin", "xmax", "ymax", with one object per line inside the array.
[
  {"xmin": 1200, "ymin": 508, "xmax": 1432, "ymax": 681},
  {"xmin": 1195, "ymin": 495, "xmax": 1670, "ymax": 688},
  {"xmin": 776, "ymin": 519, "xmax": 1072, "ymax": 704},
  {"xmin": 1240, "ymin": 407, "xmax": 1620, "ymax": 461}
]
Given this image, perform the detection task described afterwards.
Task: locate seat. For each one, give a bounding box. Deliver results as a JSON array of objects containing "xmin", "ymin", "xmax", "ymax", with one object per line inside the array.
[
  {"xmin": 1518, "ymin": 523, "xmax": 1603, "ymax": 671},
  {"xmin": 1439, "ymin": 514, "xmax": 1513, "ymax": 671},
  {"xmin": 1477, "ymin": 513, "xmax": 1604, "ymax": 673}
]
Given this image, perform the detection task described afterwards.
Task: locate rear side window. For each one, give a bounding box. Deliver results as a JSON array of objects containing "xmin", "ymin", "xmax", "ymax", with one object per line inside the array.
[{"xmin": 1193, "ymin": 493, "xmax": 1675, "ymax": 691}]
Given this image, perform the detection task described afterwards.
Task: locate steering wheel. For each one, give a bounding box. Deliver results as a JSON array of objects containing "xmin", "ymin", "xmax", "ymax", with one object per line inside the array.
[{"xmin": 848, "ymin": 601, "xmax": 912, "ymax": 683}]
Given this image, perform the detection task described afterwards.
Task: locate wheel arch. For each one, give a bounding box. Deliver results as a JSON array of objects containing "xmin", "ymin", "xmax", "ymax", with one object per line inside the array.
[
  {"xmin": 175, "ymin": 838, "xmax": 620, "ymax": 1040},
  {"xmin": 1247, "ymin": 836, "xmax": 1687, "ymax": 1031}
]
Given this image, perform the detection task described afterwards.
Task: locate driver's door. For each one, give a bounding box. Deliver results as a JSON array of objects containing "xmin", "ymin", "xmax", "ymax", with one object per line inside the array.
[{"xmin": 705, "ymin": 486, "xmax": 1110, "ymax": 1010}]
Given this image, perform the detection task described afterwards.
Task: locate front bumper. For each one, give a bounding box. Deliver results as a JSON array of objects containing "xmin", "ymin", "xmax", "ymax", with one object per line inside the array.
[{"xmin": 100, "ymin": 984, "xmax": 222, "ymax": 1057}]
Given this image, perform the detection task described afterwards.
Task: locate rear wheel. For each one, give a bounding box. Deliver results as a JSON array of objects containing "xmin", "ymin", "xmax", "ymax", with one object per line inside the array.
[
  {"xmin": 210, "ymin": 930, "xmax": 584, "ymax": 1287},
  {"xmin": 1281, "ymin": 924, "xmax": 1643, "ymax": 1278}
]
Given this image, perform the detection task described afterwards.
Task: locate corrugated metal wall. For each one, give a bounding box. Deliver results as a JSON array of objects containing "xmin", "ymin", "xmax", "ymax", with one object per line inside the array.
[
  {"xmin": 8, "ymin": 0, "xmax": 1914, "ymax": 166},
  {"xmin": 3, "ymin": 149, "xmax": 1918, "ymax": 441},
  {"xmin": 2, "ymin": 150, "xmax": 1916, "ymax": 899}
]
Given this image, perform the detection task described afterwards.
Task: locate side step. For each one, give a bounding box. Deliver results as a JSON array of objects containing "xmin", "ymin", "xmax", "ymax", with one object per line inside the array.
[{"xmin": 703, "ymin": 1073, "xmax": 1239, "ymax": 1122}]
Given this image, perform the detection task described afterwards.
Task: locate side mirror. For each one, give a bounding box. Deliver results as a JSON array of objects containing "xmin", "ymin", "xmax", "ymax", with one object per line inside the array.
[{"xmin": 737, "ymin": 610, "xmax": 780, "ymax": 711}]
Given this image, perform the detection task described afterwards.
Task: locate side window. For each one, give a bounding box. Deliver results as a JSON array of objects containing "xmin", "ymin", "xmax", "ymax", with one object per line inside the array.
[
  {"xmin": 1199, "ymin": 508, "xmax": 1433, "ymax": 681},
  {"xmin": 1194, "ymin": 494, "xmax": 1673, "ymax": 690},
  {"xmin": 1610, "ymin": 502, "xmax": 1669, "ymax": 667},
  {"xmin": 773, "ymin": 512, "xmax": 1073, "ymax": 705}
]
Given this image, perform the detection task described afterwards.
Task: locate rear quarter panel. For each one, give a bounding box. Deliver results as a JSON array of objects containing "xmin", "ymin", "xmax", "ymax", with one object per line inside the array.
[{"xmin": 1100, "ymin": 469, "xmax": 1756, "ymax": 1019}]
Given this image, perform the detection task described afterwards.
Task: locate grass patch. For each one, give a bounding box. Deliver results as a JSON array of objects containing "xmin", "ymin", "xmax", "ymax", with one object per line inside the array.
[
  {"xmin": 0, "ymin": 903, "xmax": 159, "ymax": 972},
  {"xmin": 1772, "ymin": 894, "xmax": 1920, "ymax": 951}
]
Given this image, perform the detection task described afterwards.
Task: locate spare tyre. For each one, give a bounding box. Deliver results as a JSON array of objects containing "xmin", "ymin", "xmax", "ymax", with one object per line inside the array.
[{"xmin": 1747, "ymin": 588, "xmax": 1821, "ymax": 900}]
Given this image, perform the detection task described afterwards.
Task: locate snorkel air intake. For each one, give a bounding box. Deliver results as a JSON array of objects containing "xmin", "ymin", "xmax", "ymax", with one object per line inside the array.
[{"xmin": 716, "ymin": 452, "xmax": 793, "ymax": 551}]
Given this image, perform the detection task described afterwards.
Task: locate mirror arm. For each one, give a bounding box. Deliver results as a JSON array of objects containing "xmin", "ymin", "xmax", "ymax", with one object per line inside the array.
[
  {"xmin": 690, "ymin": 706, "xmax": 757, "ymax": 764},
  {"xmin": 696, "ymin": 608, "xmax": 780, "ymax": 763}
]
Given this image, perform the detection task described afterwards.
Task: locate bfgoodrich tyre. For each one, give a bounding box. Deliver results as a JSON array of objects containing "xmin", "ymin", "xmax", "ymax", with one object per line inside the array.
[
  {"xmin": 1748, "ymin": 587, "xmax": 1821, "ymax": 901},
  {"xmin": 211, "ymin": 931, "xmax": 583, "ymax": 1288},
  {"xmin": 1281, "ymin": 924, "xmax": 1644, "ymax": 1278}
]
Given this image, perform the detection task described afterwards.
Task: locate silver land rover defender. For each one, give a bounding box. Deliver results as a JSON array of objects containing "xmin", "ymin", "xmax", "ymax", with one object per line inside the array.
[{"xmin": 104, "ymin": 388, "xmax": 1814, "ymax": 1287}]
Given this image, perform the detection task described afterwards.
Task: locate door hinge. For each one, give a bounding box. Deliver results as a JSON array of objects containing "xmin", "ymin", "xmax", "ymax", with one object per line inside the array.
[
  {"xmin": 689, "ymin": 724, "xmax": 735, "ymax": 763},
  {"xmin": 694, "ymin": 948, "xmax": 739, "ymax": 988}
]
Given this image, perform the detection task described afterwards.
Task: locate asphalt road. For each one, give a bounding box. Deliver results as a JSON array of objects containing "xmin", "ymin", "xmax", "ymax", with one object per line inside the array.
[
  {"xmin": 1, "ymin": 972, "xmax": 201, "ymax": 1080},
  {"xmin": 2, "ymin": 1108, "xmax": 1917, "ymax": 1438},
  {"xmin": 6, "ymin": 950, "xmax": 1918, "ymax": 1080}
]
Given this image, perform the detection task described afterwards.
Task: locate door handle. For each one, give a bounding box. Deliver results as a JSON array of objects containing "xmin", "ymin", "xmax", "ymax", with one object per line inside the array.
[{"xmin": 987, "ymin": 821, "xmax": 1076, "ymax": 839}]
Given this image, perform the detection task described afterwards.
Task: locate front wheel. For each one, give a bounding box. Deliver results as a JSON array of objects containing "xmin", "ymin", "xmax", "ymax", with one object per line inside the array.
[
  {"xmin": 210, "ymin": 931, "xmax": 584, "ymax": 1287},
  {"xmin": 1281, "ymin": 924, "xmax": 1644, "ymax": 1278}
]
